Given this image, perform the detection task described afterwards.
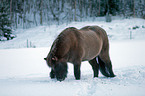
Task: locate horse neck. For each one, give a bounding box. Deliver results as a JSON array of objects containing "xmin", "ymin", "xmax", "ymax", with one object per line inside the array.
[{"xmin": 52, "ymin": 36, "xmax": 69, "ymax": 59}]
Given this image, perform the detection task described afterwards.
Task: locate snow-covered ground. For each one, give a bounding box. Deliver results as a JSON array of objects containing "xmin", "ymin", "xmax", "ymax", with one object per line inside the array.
[
  {"xmin": 0, "ymin": 18, "xmax": 145, "ymax": 96},
  {"xmin": 0, "ymin": 18, "xmax": 145, "ymax": 49},
  {"xmin": 0, "ymin": 40, "xmax": 145, "ymax": 96}
]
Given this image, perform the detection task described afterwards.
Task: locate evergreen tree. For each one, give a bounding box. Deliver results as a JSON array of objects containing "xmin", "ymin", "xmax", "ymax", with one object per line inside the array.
[{"xmin": 0, "ymin": 1, "xmax": 14, "ymax": 40}]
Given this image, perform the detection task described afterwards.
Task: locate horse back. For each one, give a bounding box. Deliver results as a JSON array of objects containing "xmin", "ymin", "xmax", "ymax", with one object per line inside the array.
[
  {"xmin": 78, "ymin": 26, "xmax": 107, "ymax": 60},
  {"xmin": 80, "ymin": 26, "xmax": 110, "ymax": 61}
]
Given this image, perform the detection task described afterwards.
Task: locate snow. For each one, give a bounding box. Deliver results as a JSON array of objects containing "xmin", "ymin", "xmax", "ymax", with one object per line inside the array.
[
  {"xmin": 0, "ymin": 17, "xmax": 145, "ymax": 49},
  {"xmin": 0, "ymin": 18, "xmax": 145, "ymax": 96},
  {"xmin": 0, "ymin": 40, "xmax": 145, "ymax": 96},
  {"xmin": 0, "ymin": 36, "xmax": 7, "ymax": 41}
]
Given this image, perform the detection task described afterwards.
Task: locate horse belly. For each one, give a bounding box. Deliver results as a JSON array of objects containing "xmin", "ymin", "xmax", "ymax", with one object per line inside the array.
[{"xmin": 82, "ymin": 35, "xmax": 103, "ymax": 61}]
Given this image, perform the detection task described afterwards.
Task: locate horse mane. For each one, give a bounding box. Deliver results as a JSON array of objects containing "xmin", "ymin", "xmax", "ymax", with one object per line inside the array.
[
  {"xmin": 51, "ymin": 27, "xmax": 81, "ymax": 58},
  {"xmin": 80, "ymin": 26, "xmax": 90, "ymax": 30}
]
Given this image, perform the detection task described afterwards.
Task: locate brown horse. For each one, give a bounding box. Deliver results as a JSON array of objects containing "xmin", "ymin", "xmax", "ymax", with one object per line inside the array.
[{"xmin": 44, "ymin": 26, "xmax": 115, "ymax": 81}]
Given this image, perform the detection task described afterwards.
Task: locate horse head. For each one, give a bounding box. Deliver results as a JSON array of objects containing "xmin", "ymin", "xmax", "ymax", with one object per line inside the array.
[{"xmin": 44, "ymin": 54, "xmax": 68, "ymax": 81}]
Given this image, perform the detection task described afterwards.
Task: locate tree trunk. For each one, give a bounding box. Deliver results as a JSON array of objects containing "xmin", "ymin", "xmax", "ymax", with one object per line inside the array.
[
  {"xmin": 15, "ymin": 13, "xmax": 17, "ymax": 28},
  {"xmin": 133, "ymin": 0, "xmax": 135, "ymax": 17},
  {"xmin": 34, "ymin": 11, "xmax": 37, "ymax": 26},
  {"xmin": 10, "ymin": 0, "xmax": 12, "ymax": 21},
  {"xmin": 40, "ymin": 0, "xmax": 43, "ymax": 25},
  {"xmin": 61, "ymin": 0, "xmax": 64, "ymax": 12},
  {"xmin": 74, "ymin": 0, "xmax": 77, "ymax": 21},
  {"xmin": 98, "ymin": 0, "xmax": 100, "ymax": 16}
]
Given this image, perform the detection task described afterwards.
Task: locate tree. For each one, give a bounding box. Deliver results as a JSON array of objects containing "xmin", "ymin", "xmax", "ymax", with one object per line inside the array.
[
  {"xmin": 0, "ymin": 1, "xmax": 14, "ymax": 40},
  {"xmin": 0, "ymin": 0, "xmax": 144, "ymax": 31}
]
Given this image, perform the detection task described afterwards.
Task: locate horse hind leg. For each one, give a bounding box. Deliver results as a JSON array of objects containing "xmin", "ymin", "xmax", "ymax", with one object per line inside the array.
[
  {"xmin": 89, "ymin": 57, "xmax": 99, "ymax": 77},
  {"xmin": 98, "ymin": 53, "xmax": 115, "ymax": 77}
]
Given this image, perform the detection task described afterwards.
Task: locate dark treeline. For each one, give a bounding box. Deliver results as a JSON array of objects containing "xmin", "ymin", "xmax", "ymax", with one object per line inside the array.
[{"xmin": 0, "ymin": 0, "xmax": 145, "ymax": 30}]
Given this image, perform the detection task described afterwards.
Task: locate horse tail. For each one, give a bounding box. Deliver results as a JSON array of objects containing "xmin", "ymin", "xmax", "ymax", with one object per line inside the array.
[{"xmin": 98, "ymin": 56, "xmax": 115, "ymax": 77}]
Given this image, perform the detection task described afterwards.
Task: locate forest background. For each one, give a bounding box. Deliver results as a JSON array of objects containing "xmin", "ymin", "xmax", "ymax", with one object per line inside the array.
[{"xmin": 0, "ymin": 0, "xmax": 144, "ymax": 38}]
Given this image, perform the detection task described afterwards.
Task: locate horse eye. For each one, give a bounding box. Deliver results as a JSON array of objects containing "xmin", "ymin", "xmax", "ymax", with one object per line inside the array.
[
  {"xmin": 51, "ymin": 58, "xmax": 56, "ymax": 63},
  {"xmin": 52, "ymin": 57, "xmax": 55, "ymax": 61}
]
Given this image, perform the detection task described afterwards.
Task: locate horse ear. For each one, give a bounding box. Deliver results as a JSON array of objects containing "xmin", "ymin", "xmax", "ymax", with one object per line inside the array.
[
  {"xmin": 52, "ymin": 56, "xmax": 58, "ymax": 61},
  {"xmin": 44, "ymin": 58, "xmax": 47, "ymax": 60}
]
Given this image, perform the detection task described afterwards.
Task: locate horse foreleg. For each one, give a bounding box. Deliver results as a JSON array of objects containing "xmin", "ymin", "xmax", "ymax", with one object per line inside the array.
[
  {"xmin": 89, "ymin": 57, "xmax": 99, "ymax": 77},
  {"xmin": 74, "ymin": 63, "xmax": 81, "ymax": 80},
  {"xmin": 50, "ymin": 69, "xmax": 55, "ymax": 79}
]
